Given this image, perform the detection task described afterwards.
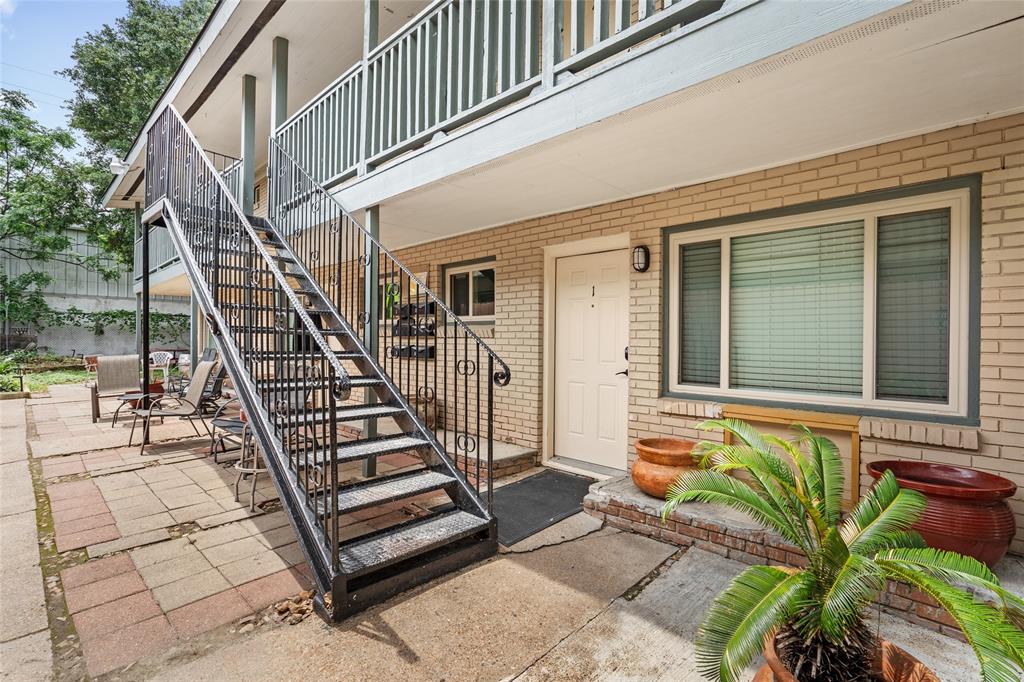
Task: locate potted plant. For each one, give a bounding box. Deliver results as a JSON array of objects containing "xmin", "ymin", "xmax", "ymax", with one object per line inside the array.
[{"xmin": 663, "ymin": 419, "xmax": 1024, "ymax": 682}]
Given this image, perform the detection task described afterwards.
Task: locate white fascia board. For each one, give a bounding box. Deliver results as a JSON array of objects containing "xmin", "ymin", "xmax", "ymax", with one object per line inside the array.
[
  {"xmin": 101, "ymin": 0, "xmax": 242, "ymax": 209},
  {"xmin": 333, "ymin": 0, "xmax": 903, "ymax": 211}
]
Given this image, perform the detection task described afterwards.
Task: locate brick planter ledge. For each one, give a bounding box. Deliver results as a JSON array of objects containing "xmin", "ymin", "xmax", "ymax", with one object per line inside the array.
[{"xmin": 583, "ymin": 476, "xmax": 1022, "ymax": 641}]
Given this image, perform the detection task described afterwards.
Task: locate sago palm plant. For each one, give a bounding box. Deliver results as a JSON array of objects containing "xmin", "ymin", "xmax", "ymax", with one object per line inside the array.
[{"xmin": 662, "ymin": 419, "xmax": 1024, "ymax": 682}]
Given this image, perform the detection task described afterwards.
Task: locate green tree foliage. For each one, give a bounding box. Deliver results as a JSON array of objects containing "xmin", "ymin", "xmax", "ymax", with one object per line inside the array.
[
  {"xmin": 0, "ymin": 89, "xmax": 126, "ymax": 323},
  {"xmin": 61, "ymin": 0, "xmax": 215, "ymax": 160},
  {"xmin": 664, "ymin": 419, "xmax": 1024, "ymax": 682}
]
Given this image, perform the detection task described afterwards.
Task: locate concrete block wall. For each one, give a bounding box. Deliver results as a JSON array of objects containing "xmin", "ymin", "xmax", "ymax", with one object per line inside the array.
[{"xmin": 386, "ymin": 114, "xmax": 1024, "ymax": 552}]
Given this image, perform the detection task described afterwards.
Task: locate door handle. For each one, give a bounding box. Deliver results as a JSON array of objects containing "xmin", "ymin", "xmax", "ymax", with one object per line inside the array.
[{"xmin": 616, "ymin": 369, "xmax": 628, "ymax": 377}]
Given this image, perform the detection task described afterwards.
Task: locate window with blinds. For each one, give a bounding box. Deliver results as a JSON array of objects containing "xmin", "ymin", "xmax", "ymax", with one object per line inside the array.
[
  {"xmin": 679, "ymin": 242, "xmax": 721, "ymax": 385},
  {"xmin": 730, "ymin": 221, "xmax": 864, "ymax": 396},
  {"xmin": 876, "ymin": 209, "xmax": 950, "ymax": 402},
  {"xmin": 667, "ymin": 184, "xmax": 970, "ymax": 418}
]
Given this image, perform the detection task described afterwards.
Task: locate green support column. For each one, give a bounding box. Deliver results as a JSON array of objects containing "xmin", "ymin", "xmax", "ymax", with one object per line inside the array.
[
  {"xmin": 363, "ymin": 204, "xmax": 380, "ymax": 477},
  {"xmin": 271, "ymin": 37, "xmax": 289, "ymax": 133},
  {"xmin": 240, "ymin": 74, "xmax": 256, "ymax": 214},
  {"xmin": 189, "ymin": 294, "xmax": 200, "ymax": 364}
]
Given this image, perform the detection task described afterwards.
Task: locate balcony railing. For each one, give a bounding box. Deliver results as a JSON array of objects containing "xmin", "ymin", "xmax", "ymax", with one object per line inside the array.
[
  {"xmin": 275, "ymin": 0, "xmax": 726, "ymax": 188},
  {"xmin": 134, "ymin": 150, "xmax": 243, "ymax": 281}
]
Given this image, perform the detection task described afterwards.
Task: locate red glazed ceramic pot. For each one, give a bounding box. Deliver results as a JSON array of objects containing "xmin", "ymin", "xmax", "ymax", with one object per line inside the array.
[
  {"xmin": 631, "ymin": 438, "xmax": 697, "ymax": 499},
  {"xmin": 867, "ymin": 460, "xmax": 1017, "ymax": 567}
]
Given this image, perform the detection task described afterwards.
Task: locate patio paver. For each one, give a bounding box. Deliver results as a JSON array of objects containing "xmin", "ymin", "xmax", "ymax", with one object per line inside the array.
[
  {"xmin": 166, "ymin": 588, "xmax": 252, "ymax": 639},
  {"xmin": 65, "ymin": 569, "xmax": 147, "ymax": 613}
]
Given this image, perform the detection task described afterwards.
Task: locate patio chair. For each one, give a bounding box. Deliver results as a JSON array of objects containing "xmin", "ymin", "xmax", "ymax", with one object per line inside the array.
[
  {"xmin": 210, "ymin": 397, "xmax": 245, "ymax": 462},
  {"xmin": 129, "ymin": 360, "xmax": 216, "ymax": 454},
  {"xmin": 149, "ymin": 351, "xmax": 173, "ymax": 384},
  {"xmin": 200, "ymin": 364, "xmax": 228, "ymax": 413},
  {"xmin": 89, "ymin": 355, "xmax": 140, "ymax": 423}
]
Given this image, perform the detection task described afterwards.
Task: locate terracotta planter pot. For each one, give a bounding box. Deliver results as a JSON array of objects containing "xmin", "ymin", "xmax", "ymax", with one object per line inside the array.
[
  {"xmin": 631, "ymin": 438, "xmax": 698, "ymax": 499},
  {"xmin": 754, "ymin": 635, "xmax": 938, "ymax": 682},
  {"xmin": 867, "ymin": 460, "xmax": 1017, "ymax": 567}
]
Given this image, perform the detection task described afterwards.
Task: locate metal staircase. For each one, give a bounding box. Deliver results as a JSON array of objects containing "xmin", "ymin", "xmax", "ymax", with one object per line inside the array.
[{"xmin": 143, "ymin": 105, "xmax": 509, "ymax": 621}]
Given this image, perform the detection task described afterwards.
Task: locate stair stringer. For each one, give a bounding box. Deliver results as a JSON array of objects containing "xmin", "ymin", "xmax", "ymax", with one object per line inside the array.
[
  {"xmin": 150, "ymin": 199, "xmax": 336, "ymax": 598},
  {"xmin": 250, "ymin": 216, "xmax": 493, "ymax": 522}
]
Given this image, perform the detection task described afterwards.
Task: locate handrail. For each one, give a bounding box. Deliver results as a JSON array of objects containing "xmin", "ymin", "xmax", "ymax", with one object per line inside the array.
[
  {"xmin": 271, "ymin": 136, "xmax": 510, "ymax": 386},
  {"xmin": 145, "ymin": 104, "xmax": 363, "ymax": 586},
  {"xmin": 149, "ymin": 106, "xmax": 354, "ymax": 399},
  {"xmin": 274, "ymin": 0, "xmax": 728, "ymax": 184},
  {"xmin": 365, "ymin": 0, "xmax": 450, "ymax": 62},
  {"xmin": 276, "ymin": 61, "xmax": 363, "ymax": 136}
]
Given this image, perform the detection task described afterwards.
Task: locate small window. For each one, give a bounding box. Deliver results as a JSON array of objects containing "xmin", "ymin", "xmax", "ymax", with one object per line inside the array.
[{"xmin": 447, "ymin": 262, "xmax": 496, "ymax": 321}]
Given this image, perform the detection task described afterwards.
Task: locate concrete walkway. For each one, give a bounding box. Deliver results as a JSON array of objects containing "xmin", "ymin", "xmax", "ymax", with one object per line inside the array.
[
  {"xmin": 0, "ymin": 397, "xmax": 52, "ymax": 681},
  {"xmin": 0, "ymin": 386, "xmax": 980, "ymax": 681}
]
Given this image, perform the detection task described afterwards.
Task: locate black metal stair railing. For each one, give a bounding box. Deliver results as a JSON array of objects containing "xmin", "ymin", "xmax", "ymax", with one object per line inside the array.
[
  {"xmin": 144, "ymin": 105, "xmax": 354, "ymax": 593},
  {"xmin": 267, "ymin": 137, "xmax": 511, "ymax": 510}
]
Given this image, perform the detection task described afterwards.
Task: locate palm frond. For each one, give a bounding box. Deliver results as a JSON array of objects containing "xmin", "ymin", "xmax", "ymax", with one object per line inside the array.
[
  {"xmin": 663, "ymin": 469, "xmax": 808, "ymax": 553},
  {"xmin": 698, "ymin": 418, "xmax": 771, "ymax": 451},
  {"xmin": 761, "ymin": 434, "xmax": 815, "ymax": 495},
  {"xmin": 697, "ymin": 565, "xmax": 812, "ymax": 682},
  {"xmin": 817, "ymin": 531, "xmax": 886, "ymax": 642},
  {"xmin": 691, "ymin": 441, "xmax": 818, "ymax": 548},
  {"xmin": 840, "ymin": 470, "xmax": 925, "ymax": 554},
  {"xmin": 882, "ymin": 564, "xmax": 1024, "ymax": 682},
  {"xmin": 793, "ymin": 426, "xmax": 844, "ymax": 526},
  {"xmin": 876, "ymin": 548, "xmax": 1024, "ymax": 626},
  {"xmin": 855, "ymin": 530, "xmax": 927, "ymax": 554}
]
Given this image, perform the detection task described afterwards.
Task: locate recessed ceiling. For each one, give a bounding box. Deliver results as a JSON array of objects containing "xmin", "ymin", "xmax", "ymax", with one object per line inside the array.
[{"xmin": 366, "ymin": 3, "xmax": 1024, "ymax": 248}]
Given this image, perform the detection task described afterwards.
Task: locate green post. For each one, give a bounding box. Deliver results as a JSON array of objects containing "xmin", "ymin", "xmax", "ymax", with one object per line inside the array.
[
  {"xmin": 240, "ymin": 74, "xmax": 256, "ymax": 213},
  {"xmin": 271, "ymin": 37, "xmax": 289, "ymax": 133},
  {"xmin": 363, "ymin": 204, "xmax": 380, "ymax": 477}
]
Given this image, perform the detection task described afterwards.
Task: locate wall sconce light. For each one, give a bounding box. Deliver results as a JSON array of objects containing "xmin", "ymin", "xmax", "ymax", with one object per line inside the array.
[{"xmin": 632, "ymin": 245, "xmax": 650, "ymax": 273}]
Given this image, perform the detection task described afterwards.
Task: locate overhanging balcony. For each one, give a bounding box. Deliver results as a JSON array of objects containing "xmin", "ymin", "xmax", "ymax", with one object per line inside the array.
[
  {"xmin": 275, "ymin": 0, "xmax": 729, "ymax": 188},
  {"xmin": 273, "ymin": 0, "xmax": 1024, "ymax": 250}
]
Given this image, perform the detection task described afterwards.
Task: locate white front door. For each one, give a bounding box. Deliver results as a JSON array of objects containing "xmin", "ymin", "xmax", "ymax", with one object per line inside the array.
[{"xmin": 554, "ymin": 249, "xmax": 629, "ymax": 470}]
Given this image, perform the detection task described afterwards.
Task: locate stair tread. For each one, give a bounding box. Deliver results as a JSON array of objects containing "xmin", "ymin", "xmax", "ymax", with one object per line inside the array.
[
  {"xmin": 338, "ymin": 510, "xmax": 488, "ymax": 577},
  {"xmin": 277, "ymin": 404, "xmax": 405, "ymax": 425},
  {"xmin": 330, "ymin": 434, "xmax": 429, "ymax": 464},
  {"xmin": 319, "ymin": 469, "xmax": 454, "ymax": 516},
  {"xmin": 233, "ymin": 326, "xmax": 348, "ymax": 335},
  {"xmin": 259, "ymin": 376, "xmax": 381, "ymax": 388},
  {"xmin": 250, "ymin": 350, "xmax": 362, "ymax": 359}
]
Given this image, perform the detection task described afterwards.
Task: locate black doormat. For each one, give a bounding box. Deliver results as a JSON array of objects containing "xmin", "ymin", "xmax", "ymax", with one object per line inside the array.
[{"xmin": 493, "ymin": 469, "xmax": 596, "ymax": 546}]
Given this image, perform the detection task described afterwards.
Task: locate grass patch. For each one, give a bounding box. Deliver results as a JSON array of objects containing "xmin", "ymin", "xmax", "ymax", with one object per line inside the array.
[{"xmin": 22, "ymin": 369, "xmax": 92, "ymax": 392}]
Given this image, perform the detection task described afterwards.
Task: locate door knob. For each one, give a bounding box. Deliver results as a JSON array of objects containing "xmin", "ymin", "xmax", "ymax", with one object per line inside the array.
[{"xmin": 616, "ymin": 369, "xmax": 628, "ymax": 377}]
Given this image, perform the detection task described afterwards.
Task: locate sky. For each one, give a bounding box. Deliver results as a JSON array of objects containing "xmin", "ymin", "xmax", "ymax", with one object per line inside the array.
[{"xmin": 0, "ymin": 0, "xmax": 128, "ymax": 150}]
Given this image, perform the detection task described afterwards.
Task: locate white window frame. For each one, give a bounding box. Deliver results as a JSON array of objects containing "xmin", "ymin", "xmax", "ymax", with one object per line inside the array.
[
  {"xmin": 667, "ymin": 188, "xmax": 971, "ymax": 418},
  {"xmin": 446, "ymin": 262, "xmax": 496, "ymax": 322}
]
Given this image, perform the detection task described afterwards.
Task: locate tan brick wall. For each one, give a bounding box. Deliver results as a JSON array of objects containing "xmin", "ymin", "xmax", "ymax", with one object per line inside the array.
[{"xmin": 389, "ymin": 113, "xmax": 1024, "ymax": 552}]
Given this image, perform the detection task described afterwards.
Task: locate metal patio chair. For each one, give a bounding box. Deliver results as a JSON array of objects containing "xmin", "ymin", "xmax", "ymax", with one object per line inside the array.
[
  {"xmin": 129, "ymin": 360, "xmax": 216, "ymax": 454},
  {"xmin": 210, "ymin": 397, "xmax": 245, "ymax": 462},
  {"xmin": 235, "ymin": 423, "xmax": 268, "ymax": 512},
  {"xmin": 90, "ymin": 355, "xmax": 140, "ymax": 423}
]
